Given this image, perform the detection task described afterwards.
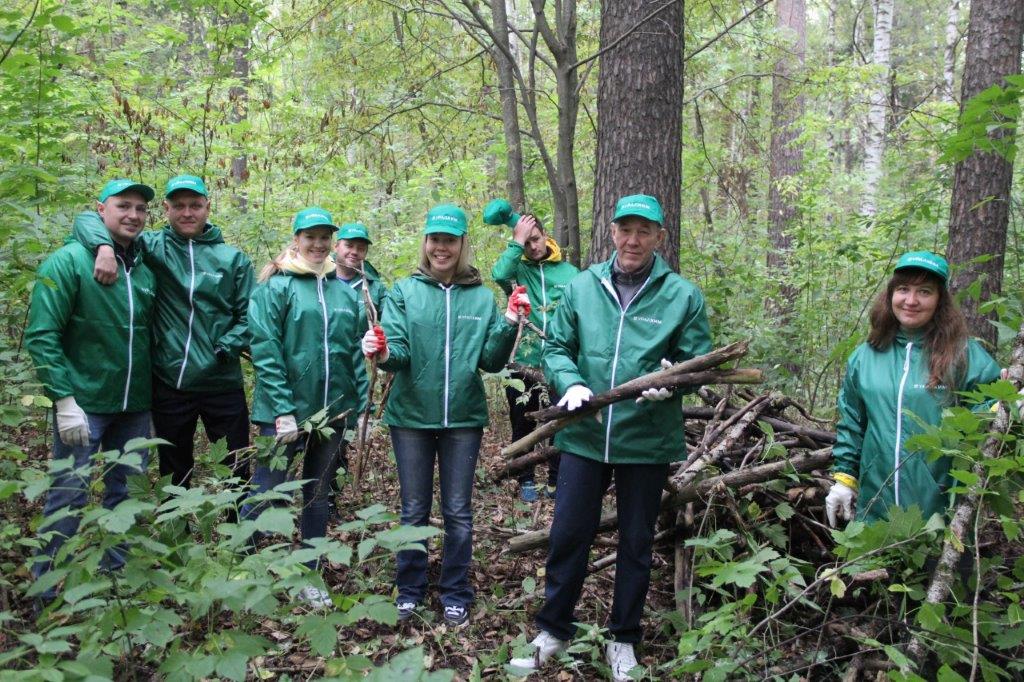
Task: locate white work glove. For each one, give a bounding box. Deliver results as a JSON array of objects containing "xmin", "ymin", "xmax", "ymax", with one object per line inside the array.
[
  {"xmin": 825, "ymin": 482, "xmax": 856, "ymax": 527},
  {"xmin": 55, "ymin": 396, "xmax": 90, "ymax": 447},
  {"xmin": 557, "ymin": 384, "xmax": 593, "ymax": 412},
  {"xmin": 637, "ymin": 359, "xmax": 675, "ymax": 403},
  {"xmin": 275, "ymin": 414, "xmax": 300, "ymax": 444}
]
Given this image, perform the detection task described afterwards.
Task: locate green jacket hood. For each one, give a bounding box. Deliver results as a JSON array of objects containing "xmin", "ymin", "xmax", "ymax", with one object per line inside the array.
[
  {"xmin": 414, "ymin": 265, "xmax": 483, "ymax": 287},
  {"xmin": 165, "ymin": 222, "xmax": 225, "ymax": 245}
]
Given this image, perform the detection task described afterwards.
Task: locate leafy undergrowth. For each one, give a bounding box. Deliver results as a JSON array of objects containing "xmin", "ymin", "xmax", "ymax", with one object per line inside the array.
[{"xmin": 1, "ymin": 394, "xmax": 1022, "ymax": 681}]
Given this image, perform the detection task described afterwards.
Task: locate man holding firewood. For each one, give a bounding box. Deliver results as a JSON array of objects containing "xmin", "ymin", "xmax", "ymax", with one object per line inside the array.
[{"xmin": 511, "ymin": 194, "xmax": 712, "ymax": 681}]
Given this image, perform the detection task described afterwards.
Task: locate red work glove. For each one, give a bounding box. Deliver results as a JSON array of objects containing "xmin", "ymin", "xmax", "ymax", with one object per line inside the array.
[
  {"xmin": 361, "ymin": 325, "xmax": 389, "ymax": 360},
  {"xmin": 505, "ymin": 285, "xmax": 531, "ymax": 323}
]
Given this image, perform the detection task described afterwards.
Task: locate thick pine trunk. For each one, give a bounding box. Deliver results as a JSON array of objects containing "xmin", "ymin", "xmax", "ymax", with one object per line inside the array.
[
  {"xmin": 766, "ymin": 0, "xmax": 806, "ymax": 328},
  {"xmin": 947, "ymin": 0, "xmax": 1024, "ymax": 345},
  {"xmin": 590, "ymin": 0, "xmax": 684, "ymax": 269},
  {"xmin": 489, "ymin": 0, "xmax": 526, "ymax": 208},
  {"xmin": 861, "ymin": 0, "xmax": 894, "ymax": 217}
]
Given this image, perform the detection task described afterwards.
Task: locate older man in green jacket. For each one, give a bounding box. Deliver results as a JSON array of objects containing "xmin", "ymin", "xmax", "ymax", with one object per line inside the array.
[
  {"xmin": 73, "ymin": 175, "xmax": 255, "ymax": 497},
  {"xmin": 512, "ymin": 194, "xmax": 712, "ymax": 682},
  {"xmin": 27, "ymin": 179, "xmax": 157, "ymax": 602}
]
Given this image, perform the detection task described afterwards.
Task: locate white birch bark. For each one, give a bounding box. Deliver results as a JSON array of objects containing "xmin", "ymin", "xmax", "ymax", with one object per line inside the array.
[
  {"xmin": 944, "ymin": 0, "xmax": 961, "ymax": 102},
  {"xmin": 861, "ymin": 0, "xmax": 895, "ymax": 218}
]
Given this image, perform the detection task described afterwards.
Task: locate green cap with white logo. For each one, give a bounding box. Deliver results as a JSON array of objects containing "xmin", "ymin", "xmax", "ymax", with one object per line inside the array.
[
  {"xmin": 482, "ymin": 199, "xmax": 521, "ymax": 228},
  {"xmin": 98, "ymin": 178, "xmax": 155, "ymax": 203},
  {"xmin": 165, "ymin": 174, "xmax": 208, "ymax": 198},
  {"xmin": 337, "ymin": 222, "xmax": 372, "ymax": 244},
  {"xmin": 292, "ymin": 206, "xmax": 338, "ymax": 233},
  {"xmin": 894, "ymin": 251, "xmax": 949, "ymax": 284},
  {"xmin": 424, "ymin": 204, "xmax": 468, "ymax": 236},
  {"xmin": 612, "ymin": 194, "xmax": 664, "ymax": 226}
]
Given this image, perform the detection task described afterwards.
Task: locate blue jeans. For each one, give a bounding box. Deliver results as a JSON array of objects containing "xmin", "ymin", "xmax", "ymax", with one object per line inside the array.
[
  {"xmin": 242, "ymin": 424, "xmax": 344, "ymax": 570},
  {"xmin": 33, "ymin": 410, "xmax": 152, "ymax": 594},
  {"xmin": 391, "ymin": 426, "xmax": 482, "ymax": 608}
]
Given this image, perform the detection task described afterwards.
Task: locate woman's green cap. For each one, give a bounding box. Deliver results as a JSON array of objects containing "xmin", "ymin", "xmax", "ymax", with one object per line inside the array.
[
  {"xmin": 98, "ymin": 178, "xmax": 154, "ymax": 203},
  {"xmin": 165, "ymin": 174, "xmax": 208, "ymax": 198},
  {"xmin": 482, "ymin": 198, "xmax": 521, "ymax": 228},
  {"xmin": 424, "ymin": 204, "xmax": 468, "ymax": 236},
  {"xmin": 895, "ymin": 251, "xmax": 949, "ymax": 283},
  {"xmin": 337, "ymin": 222, "xmax": 372, "ymax": 244},
  {"xmin": 612, "ymin": 194, "xmax": 663, "ymax": 225},
  {"xmin": 292, "ymin": 206, "xmax": 338, "ymax": 233}
]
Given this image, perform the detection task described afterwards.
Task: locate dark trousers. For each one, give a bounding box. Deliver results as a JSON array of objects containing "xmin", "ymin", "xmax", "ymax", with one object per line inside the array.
[
  {"xmin": 536, "ymin": 452, "xmax": 669, "ymax": 644},
  {"xmin": 505, "ymin": 372, "xmax": 560, "ymax": 486},
  {"xmin": 152, "ymin": 378, "xmax": 250, "ymax": 488}
]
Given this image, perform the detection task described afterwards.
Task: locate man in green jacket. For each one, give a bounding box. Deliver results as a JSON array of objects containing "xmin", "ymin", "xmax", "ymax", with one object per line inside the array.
[
  {"xmin": 511, "ymin": 195, "xmax": 712, "ymax": 681},
  {"xmin": 490, "ymin": 211, "xmax": 579, "ymax": 502},
  {"xmin": 27, "ymin": 179, "xmax": 157, "ymax": 602},
  {"xmin": 73, "ymin": 175, "xmax": 255, "ymax": 499}
]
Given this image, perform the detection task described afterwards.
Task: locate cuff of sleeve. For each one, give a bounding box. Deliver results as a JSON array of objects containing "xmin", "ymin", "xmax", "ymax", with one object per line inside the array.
[
  {"xmin": 506, "ymin": 241, "xmax": 525, "ymax": 251},
  {"xmin": 833, "ymin": 472, "xmax": 858, "ymax": 490}
]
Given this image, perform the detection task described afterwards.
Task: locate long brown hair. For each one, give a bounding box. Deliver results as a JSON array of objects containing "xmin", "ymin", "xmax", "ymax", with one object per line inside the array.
[{"xmin": 867, "ymin": 268, "xmax": 968, "ymax": 389}]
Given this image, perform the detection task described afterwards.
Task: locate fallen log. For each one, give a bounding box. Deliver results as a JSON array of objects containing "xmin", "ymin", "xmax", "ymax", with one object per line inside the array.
[
  {"xmin": 673, "ymin": 395, "xmax": 772, "ymax": 489},
  {"xmin": 501, "ymin": 369, "xmax": 762, "ymax": 459},
  {"xmin": 505, "ymin": 448, "xmax": 833, "ymax": 554},
  {"xmin": 681, "ymin": 406, "xmax": 836, "ymax": 444},
  {"xmin": 904, "ymin": 320, "xmax": 1024, "ymax": 671},
  {"xmin": 491, "ymin": 446, "xmax": 559, "ymax": 483},
  {"xmin": 507, "ymin": 362, "xmax": 546, "ymax": 386}
]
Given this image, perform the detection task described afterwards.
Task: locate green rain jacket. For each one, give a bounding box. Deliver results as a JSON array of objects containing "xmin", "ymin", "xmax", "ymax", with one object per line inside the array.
[
  {"xmin": 248, "ymin": 268, "xmax": 362, "ymax": 426},
  {"xmin": 27, "ymin": 212, "xmax": 155, "ymax": 413},
  {"xmin": 379, "ymin": 268, "xmax": 517, "ymax": 429},
  {"xmin": 491, "ymin": 237, "xmax": 579, "ymax": 366},
  {"xmin": 543, "ymin": 253, "xmax": 713, "ymax": 465},
  {"xmin": 833, "ymin": 334, "xmax": 1000, "ymax": 522},
  {"xmin": 72, "ymin": 218, "xmax": 255, "ymax": 393},
  {"xmin": 340, "ymin": 260, "xmax": 388, "ymax": 411}
]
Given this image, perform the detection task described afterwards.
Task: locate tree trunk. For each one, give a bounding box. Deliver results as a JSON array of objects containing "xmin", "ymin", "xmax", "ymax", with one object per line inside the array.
[
  {"xmin": 766, "ymin": 0, "xmax": 805, "ymax": 336},
  {"xmin": 944, "ymin": 0, "xmax": 961, "ymax": 103},
  {"xmin": 861, "ymin": 0, "xmax": 894, "ymax": 218},
  {"xmin": 228, "ymin": 11, "xmax": 250, "ymax": 210},
  {"xmin": 489, "ymin": 0, "xmax": 526, "ymax": 208},
  {"xmin": 590, "ymin": 0, "xmax": 684, "ymax": 269},
  {"xmin": 947, "ymin": 0, "xmax": 1024, "ymax": 346}
]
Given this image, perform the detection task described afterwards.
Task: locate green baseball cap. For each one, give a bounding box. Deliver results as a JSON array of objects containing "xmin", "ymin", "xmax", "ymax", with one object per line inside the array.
[
  {"xmin": 98, "ymin": 178, "xmax": 155, "ymax": 203},
  {"xmin": 165, "ymin": 174, "xmax": 208, "ymax": 198},
  {"xmin": 895, "ymin": 251, "xmax": 949, "ymax": 283},
  {"xmin": 612, "ymin": 194, "xmax": 664, "ymax": 225},
  {"xmin": 292, "ymin": 206, "xmax": 338, "ymax": 233},
  {"xmin": 337, "ymin": 222, "xmax": 372, "ymax": 243},
  {"xmin": 482, "ymin": 198, "xmax": 521, "ymax": 228},
  {"xmin": 424, "ymin": 204, "xmax": 468, "ymax": 236}
]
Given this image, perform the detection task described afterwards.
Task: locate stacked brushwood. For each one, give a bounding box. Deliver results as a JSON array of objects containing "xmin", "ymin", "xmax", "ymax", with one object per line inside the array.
[{"xmin": 496, "ymin": 341, "xmax": 838, "ymax": 559}]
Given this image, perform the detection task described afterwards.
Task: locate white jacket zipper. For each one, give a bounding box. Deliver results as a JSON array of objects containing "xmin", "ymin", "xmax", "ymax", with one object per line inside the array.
[
  {"xmin": 442, "ymin": 284, "xmax": 452, "ymax": 427},
  {"xmin": 317, "ymin": 277, "xmax": 330, "ymax": 409},
  {"xmin": 117, "ymin": 255, "xmax": 134, "ymax": 411},
  {"xmin": 599, "ymin": 275, "xmax": 651, "ymax": 463},
  {"xmin": 893, "ymin": 341, "xmax": 913, "ymax": 506},
  {"xmin": 539, "ymin": 264, "xmax": 547, "ymax": 353},
  {"xmin": 176, "ymin": 240, "xmax": 197, "ymax": 389}
]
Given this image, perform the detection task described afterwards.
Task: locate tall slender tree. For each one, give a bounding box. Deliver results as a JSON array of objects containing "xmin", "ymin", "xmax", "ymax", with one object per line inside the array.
[
  {"xmin": 766, "ymin": 0, "xmax": 806, "ymax": 317},
  {"xmin": 943, "ymin": 0, "xmax": 961, "ymax": 103},
  {"xmin": 947, "ymin": 0, "xmax": 1024, "ymax": 345},
  {"xmin": 489, "ymin": 0, "xmax": 525, "ymax": 208},
  {"xmin": 861, "ymin": 0, "xmax": 894, "ymax": 217},
  {"xmin": 590, "ymin": 0, "xmax": 684, "ymax": 268}
]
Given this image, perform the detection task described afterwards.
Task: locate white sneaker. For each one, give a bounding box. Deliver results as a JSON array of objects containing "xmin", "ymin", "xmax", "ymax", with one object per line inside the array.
[
  {"xmin": 299, "ymin": 585, "xmax": 332, "ymax": 609},
  {"xmin": 509, "ymin": 630, "xmax": 568, "ymax": 673},
  {"xmin": 605, "ymin": 642, "xmax": 640, "ymax": 682}
]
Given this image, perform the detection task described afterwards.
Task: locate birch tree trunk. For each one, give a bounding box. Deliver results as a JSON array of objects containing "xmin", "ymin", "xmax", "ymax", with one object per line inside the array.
[
  {"xmin": 860, "ymin": 0, "xmax": 894, "ymax": 218},
  {"xmin": 947, "ymin": 0, "xmax": 1024, "ymax": 345},
  {"xmin": 489, "ymin": 0, "xmax": 526, "ymax": 208},
  {"xmin": 944, "ymin": 0, "xmax": 961, "ymax": 103}
]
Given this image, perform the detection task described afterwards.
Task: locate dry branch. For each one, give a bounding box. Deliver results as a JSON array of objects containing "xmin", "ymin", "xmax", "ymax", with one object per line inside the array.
[
  {"xmin": 492, "ymin": 446, "xmax": 558, "ymax": 483},
  {"xmin": 505, "ymin": 448, "xmax": 833, "ymax": 554},
  {"xmin": 681, "ymin": 406, "xmax": 836, "ymax": 444}
]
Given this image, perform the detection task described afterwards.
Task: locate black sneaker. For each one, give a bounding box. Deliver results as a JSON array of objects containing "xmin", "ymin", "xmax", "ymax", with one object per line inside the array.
[
  {"xmin": 396, "ymin": 601, "xmax": 418, "ymax": 622},
  {"xmin": 443, "ymin": 604, "xmax": 469, "ymax": 627}
]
